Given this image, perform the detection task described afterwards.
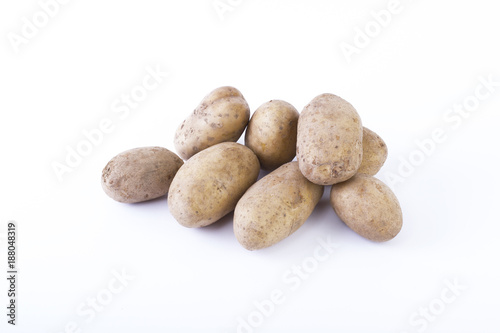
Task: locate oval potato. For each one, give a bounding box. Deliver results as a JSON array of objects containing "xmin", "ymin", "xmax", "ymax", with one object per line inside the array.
[
  {"xmin": 245, "ymin": 100, "xmax": 299, "ymax": 170},
  {"xmin": 234, "ymin": 162, "xmax": 324, "ymax": 250},
  {"xmin": 101, "ymin": 147, "xmax": 183, "ymax": 203},
  {"xmin": 358, "ymin": 127, "xmax": 388, "ymax": 176},
  {"xmin": 174, "ymin": 86, "xmax": 250, "ymax": 160},
  {"xmin": 168, "ymin": 142, "xmax": 260, "ymax": 228},
  {"xmin": 330, "ymin": 174, "xmax": 402, "ymax": 242},
  {"xmin": 297, "ymin": 93, "xmax": 363, "ymax": 185}
]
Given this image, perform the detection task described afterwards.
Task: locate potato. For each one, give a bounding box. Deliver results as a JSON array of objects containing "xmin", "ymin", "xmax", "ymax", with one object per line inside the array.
[
  {"xmin": 174, "ymin": 86, "xmax": 250, "ymax": 160},
  {"xmin": 168, "ymin": 142, "xmax": 260, "ymax": 228},
  {"xmin": 234, "ymin": 162, "xmax": 324, "ymax": 250},
  {"xmin": 330, "ymin": 174, "xmax": 402, "ymax": 242},
  {"xmin": 358, "ymin": 127, "xmax": 388, "ymax": 176},
  {"xmin": 245, "ymin": 100, "xmax": 299, "ymax": 170},
  {"xmin": 297, "ymin": 93, "xmax": 363, "ymax": 185},
  {"xmin": 101, "ymin": 147, "xmax": 183, "ymax": 203}
]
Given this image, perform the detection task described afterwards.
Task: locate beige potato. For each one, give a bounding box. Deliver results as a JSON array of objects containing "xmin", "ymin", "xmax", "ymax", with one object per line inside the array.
[
  {"xmin": 358, "ymin": 127, "xmax": 388, "ymax": 176},
  {"xmin": 297, "ymin": 93, "xmax": 363, "ymax": 185},
  {"xmin": 101, "ymin": 147, "xmax": 183, "ymax": 203},
  {"xmin": 168, "ymin": 142, "xmax": 260, "ymax": 228},
  {"xmin": 174, "ymin": 86, "xmax": 250, "ymax": 160},
  {"xmin": 234, "ymin": 162, "xmax": 324, "ymax": 250},
  {"xmin": 330, "ymin": 174, "xmax": 402, "ymax": 242},
  {"xmin": 245, "ymin": 100, "xmax": 299, "ymax": 170}
]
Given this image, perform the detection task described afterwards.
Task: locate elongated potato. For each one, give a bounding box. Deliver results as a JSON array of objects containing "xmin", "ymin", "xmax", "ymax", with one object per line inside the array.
[
  {"xmin": 358, "ymin": 127, "xmax": 388, "ymax": 176},
  {"xmin": 234, "ymin": 162, "xmax": 324, "ymax": 250},
  {"xmin": 174, "ymin": 86, "xmax": 250, "ymax": 160},
  {"xmin": 168, "ymin": 142, "xmax": 260, "ymax": 228},
  {"xmin": 245, "ymin": 100, "xmax": 299, "ymax": 170},
  {"xmin": 101, "ymin": 147, "xmax": 183, "ymax": 203},
  {"xmin": 330, "ymin": 174, "xmax": 402, "ymax": 242},
  {"xmin": 297, "ymin": 93, "xmax": 363, "ymax": 185}
]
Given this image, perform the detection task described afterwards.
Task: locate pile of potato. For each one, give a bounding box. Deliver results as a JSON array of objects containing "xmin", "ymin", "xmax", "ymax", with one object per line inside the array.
[{"xmin": 101, "ymin": 86, "xmax": 403, "ymax": 250}]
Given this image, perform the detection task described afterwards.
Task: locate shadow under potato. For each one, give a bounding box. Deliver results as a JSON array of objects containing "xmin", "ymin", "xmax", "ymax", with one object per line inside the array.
[
  {"xmin": 128, "ymin": 194, "xmax": 168, "ymax": 206},
  {"xmin": 194, "ymin": 212, "xmax": 234, "ymax": 232},
  {"xmin": 306, "ymin": 187, "xmax": 349, "ymax": 232}
]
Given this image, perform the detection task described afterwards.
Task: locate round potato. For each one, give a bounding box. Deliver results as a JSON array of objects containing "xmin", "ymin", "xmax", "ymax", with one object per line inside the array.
[
  {"xmin": 358, "ymin": 127, "xmax": 388, "ymax": 176},
  {"xmin": 174, "ymin": 86, "xmax": 250, "ymax": 160},
  {"xmin": 297, "ymin": 93, "xmax": 363, "ymax": 185},
  {"xmin": 330, "ymin": 174, "xmax": 402, "ymax": 242},
  {"xmin": 168, "ymin": 142, "xmax": 260, "ymax": 228},
  {"xmin": 234, "ymin": 162, "xmax": 324, "ymax": 250},
  {"xmin": 101, "ymin": 147, "xmax": 183, "ymax": 203},
  {"xmin": 245, "ymin": 100, "xmax": 299, "ymax": 170}
]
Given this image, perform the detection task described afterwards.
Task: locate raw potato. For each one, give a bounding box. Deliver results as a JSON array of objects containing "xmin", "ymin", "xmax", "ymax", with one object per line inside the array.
[
  {"xmin": 330, "ymin": 174, "xmax": 402, "ymax": 242},
  {"xmin": 234, "ymin": 162, "xmax": 324, "ymax": 250},
  {"xmin": 168, "ymin": 142, "xmax": 260, "ymax": 228},
  {"xmin": 101, "ymin": 147, "xmax": 184, "ymax": 203},
  {"xmin": 245, "ymin": 100, "xmax": 299, "ymax": 170},
  {"xmin": 297, "ymin": 93, "xmax": 363, "ymax": 185},
  {"xmin": 358, "ymin": 127, "xmax": 388, "ymax": 176},
  {"xmin": 174, "ymin": 86, "xmax": 250, "ymax": 160}
]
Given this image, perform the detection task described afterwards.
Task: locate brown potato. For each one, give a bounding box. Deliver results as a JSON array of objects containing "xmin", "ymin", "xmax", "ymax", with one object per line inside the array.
[
  {"xmin": 174, "ymin": 86, "xmax": 250, "ymax": 160},
  {"xmin": 168, "ymin": 142, "xmax": 260, "ymax": 228},
  {"xmin": 297, "ymin": 93, "xmax": 363, "ymax": 185},
  {"xmin": 358, "ymin": 127, "xmax": 388, "ymax": 176},
  {"xmin": 101, "ymin": 147, "xmax": 183, "ymax": 203},
  {"xmin": 330, "ymin": 174, "xmax": 402, "ymax": 242},
  {"xmin": 234, "ymin": 162, "xmax": 324, "ymax": 250},
  {"xmin": 245, "ymin": 100, "xmax": 299, "ymax": 170}
]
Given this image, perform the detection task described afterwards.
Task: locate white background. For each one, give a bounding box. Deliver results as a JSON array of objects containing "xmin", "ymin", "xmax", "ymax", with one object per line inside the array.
[{"xmin": 1, "ymin": 0, "xmax": 499, "ymax": 332}]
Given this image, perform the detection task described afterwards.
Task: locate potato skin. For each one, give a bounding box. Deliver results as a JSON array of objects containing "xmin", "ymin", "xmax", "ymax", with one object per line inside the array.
[
  {"xmin": 330, "ymin": 174, "xmax": 402, "ymax": 242},
  {"xmin": 101, "ymin": 147, "xmax": 183, "ymax": 203},
  {"xmin": 168, "ymin": 142, "xmax": 260, "ymax": 228},
  {"xmin": 297, "ymin": 93, "xmax": 363, "ymax": 185},
  {"xmin": 234, "ymin": 162, "xmax": 324, "ymax": 250},
  {"xmin": 245, "ymin": 100, "xmax": 299, "ymax": 170},
  {"xmin": 358, "ymin": 127, "xmax": 388, "ymax": 176},
  {"xmin": 174, "ymin": 86, "xmax": 250, "ymax": 160}
]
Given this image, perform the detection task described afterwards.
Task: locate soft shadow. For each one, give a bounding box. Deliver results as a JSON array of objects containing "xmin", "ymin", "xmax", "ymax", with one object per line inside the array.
[
  {"xmin": 307, "ymin": 185, "xmax": 334, "ymax": 221},
  {"xmin": 313, "ymin": 196, "xmax": 335, "ymax": 216},
  {"xmin": 257, "ymin": 168, "xmax": 271, "ymax": 180},
  {"xmin": 128, "ymin": 194, "xmax": 168, "ymax": 207},
  {"xmin": 307, "ymin": 185, "xmax": 350, "ymax": 236},
  {"xmin": 198, "ymin": 211, "xmax": 234, "ymax": 232}
]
